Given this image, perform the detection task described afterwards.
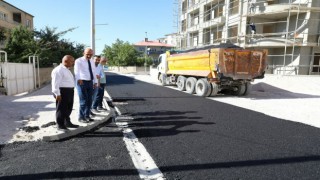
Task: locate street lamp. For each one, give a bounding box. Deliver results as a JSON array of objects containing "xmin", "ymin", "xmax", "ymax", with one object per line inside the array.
[
  {"xmin": 91, "ymin": 0, "xmax": 95, "ymax": 55},
  {"xmin": 91, "ymin": 0, "xmax": 108, "ymax": 55}
]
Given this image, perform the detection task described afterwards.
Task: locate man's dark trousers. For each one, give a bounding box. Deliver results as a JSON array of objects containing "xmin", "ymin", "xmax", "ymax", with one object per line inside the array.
[
  {"xmin": 76, "ymin": 80, "xmax": 93, "ymax": 119},
  {"xmin": 56, "ymin": 88, "xmax": 74, "ymax": 127},
  {"xmin": 92, "ymin": 83, "xmax": 106, "ymax": 109}
]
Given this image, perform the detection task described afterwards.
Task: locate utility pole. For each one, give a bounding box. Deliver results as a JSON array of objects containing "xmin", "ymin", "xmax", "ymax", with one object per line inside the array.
[{"xmin": 91, "ymin": 0, "xmax": 95, "ymax": 55}]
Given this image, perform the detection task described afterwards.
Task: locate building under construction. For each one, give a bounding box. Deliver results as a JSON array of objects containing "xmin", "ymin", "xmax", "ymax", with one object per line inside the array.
[{"xmin": 176, "ymin": 0, "xmax": 320, "ymax": 75}]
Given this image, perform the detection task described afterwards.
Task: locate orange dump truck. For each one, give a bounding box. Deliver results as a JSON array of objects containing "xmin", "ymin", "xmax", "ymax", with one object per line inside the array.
[{"xmin": 157, "ymin": 45, "xmax": 268, "ymax": 96}]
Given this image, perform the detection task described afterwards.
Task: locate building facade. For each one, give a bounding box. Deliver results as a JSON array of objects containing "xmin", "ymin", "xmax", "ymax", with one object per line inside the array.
[
  {"xmin": 134, "ymin": 38, "xmax": 175, "ymax": 61},
  {"xmin": 0, "ymin": 0, "xmax": 34, "ymax": 49},
  {"xmin": 177, "ymin": 0, "xmax": 320, "ymax": 75}
]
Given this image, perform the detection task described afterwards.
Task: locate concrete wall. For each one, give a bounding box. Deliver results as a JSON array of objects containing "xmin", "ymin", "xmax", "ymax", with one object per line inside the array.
[
  {"xmin": 39, "ymin": 67, "xmax": 54, "ymax": 85},
  {"xmin": 0, "ymin": 62, "xmax": 34, "ymax": 95}
]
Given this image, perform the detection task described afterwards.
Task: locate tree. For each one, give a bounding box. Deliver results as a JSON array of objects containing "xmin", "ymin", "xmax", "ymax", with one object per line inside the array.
[
  {"xmin": 33, "ymin": 26, "xmax": 83, "ymax": 67},
  {"xmin": 4, "ymin": 26, "xmax": 38, "ymax": 63},
  {"xmin": 0, "ymin": 28, "xmax": 6, "ymax": 43},
  {"xmin": 4, "ymin": 26, "xmax": 84, "ymax": 67},
  {"xmin": 102, "ymin": 39, "xmax": 139, "ymax": 66}
]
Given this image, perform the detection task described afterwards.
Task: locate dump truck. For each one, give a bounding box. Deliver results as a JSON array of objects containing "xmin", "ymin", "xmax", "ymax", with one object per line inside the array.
[{"xmin": 157, "ymin": 44, "xmax": 268, "ymax": 96}]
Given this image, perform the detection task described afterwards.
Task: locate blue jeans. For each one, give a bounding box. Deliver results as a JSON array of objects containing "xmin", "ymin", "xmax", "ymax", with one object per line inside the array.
[
  {"xmin": 76, "ymin": 80, "xmax": 93, "ymax": 119},
  {"xmin": 92, "ymin": 83, "xmax": 106, "ymax": 109}
]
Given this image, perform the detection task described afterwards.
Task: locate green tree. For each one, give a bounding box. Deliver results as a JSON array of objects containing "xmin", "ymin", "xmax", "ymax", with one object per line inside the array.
[
  {"xmin": 33, "ymin": 26, "xmax": 83, "ymax": 67},
  {"xmin": 102, "ymin": 39, "xmax": 139, "ymax": 66},
  {"xmin": 4, "ymin": 26, "xmax": 84, "ymax": 67},
  {"xmin": 0, "ymin": 28, "xmax": 6, "ymax": 43},
  {"xmin": 4, "ymin": 26, "xmax": 38, "ymax": 63}
]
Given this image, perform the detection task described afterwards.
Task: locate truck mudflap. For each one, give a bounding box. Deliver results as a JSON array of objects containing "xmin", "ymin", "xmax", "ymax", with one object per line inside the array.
[{"xmin": 219, "ymin": 49, "xmax": 267, "ymax": 80}]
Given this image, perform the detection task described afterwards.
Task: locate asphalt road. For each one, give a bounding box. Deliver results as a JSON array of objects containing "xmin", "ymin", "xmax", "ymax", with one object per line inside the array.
[
  {"xmin": 1, "ymin": 72, "xmax": 320, "ymax": 180},
  {"xmin": 0, "ymin": 122, "xmax": 140, "ymax": 179},
  {"xmin": 105, "ymin": 72, "xmax": 320, "ymax": 180}
]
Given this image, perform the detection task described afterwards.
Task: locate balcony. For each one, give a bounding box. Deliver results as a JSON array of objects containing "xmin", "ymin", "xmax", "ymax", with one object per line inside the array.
[
  {"xmin": 202, "ymin": 16, "xmax": 226, "ymax": 29},
  {"xmin": 246, "ymin": 3, "xmax": 316, "ymax": 19},
  {"xmin": 243, "ymin": 32, "xmax": 319, "ymax": 48}
]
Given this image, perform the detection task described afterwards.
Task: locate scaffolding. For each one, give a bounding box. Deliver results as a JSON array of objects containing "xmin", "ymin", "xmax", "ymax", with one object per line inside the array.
[{"xmin": 177, "ymin": 0, "xmax": 320, "ymax": 75}]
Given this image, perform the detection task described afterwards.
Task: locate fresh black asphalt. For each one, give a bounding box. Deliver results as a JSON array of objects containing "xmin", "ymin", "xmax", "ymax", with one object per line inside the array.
[
  {"xmin": 105, "ymin": 72, "xmax": 320, "ymax": 180},
  {"xmin": 0, "ymin": 124, "xmax": 139, "ymax": 180}
]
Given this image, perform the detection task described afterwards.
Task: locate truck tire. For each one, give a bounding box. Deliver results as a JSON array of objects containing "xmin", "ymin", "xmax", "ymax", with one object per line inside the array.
[
  {"xmin": 176, "ymin": 76, "xmax": 186, "ymax": 91},
  {"xmin": 210, "ymin": 82, "xmax": 219, "ymax": 96},
  {"xmin": 205, "ymin": 80, "xmax": 213, "ymax": 97},
  {"xmin": 195, "ymin": 78, "xmax": 210, "ymax": 97},
  {"xmin": 243, "ymin": 82, "xmax": 252, "ymax": 96},
  {"xmin": 232, "ymin": 84, "xmax": 246, "ymax": 96},
  {"xmin": 185, "ymin": 77, "xmax": 197, "ymax": 94},
  {"xmin": 159, "ymin": 73, "xmax": 167, "ymax": 86}
]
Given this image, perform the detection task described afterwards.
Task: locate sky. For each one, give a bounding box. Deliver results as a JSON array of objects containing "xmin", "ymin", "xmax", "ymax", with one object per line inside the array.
[{"xmin": 5, "ymin": 0, "xmax": 176, "ymax": 54}]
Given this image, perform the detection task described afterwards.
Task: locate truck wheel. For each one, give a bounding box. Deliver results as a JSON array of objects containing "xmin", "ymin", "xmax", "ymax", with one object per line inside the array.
[
  {"xmin": 232, "ymin": 84, "xmax": 246, "ymax": 96},
  {"xmin": 185, "ymin": 77, "xmax": 197, "ymax": 94},
  {"xmin": 176, "ymin": 76, "xmax": 186, "ymax": 91},
  {"xmin": 159, "ymin": 73, "xmax": 167, "ymax": 86},
  {"xmin": 243, "ymin": 82, "xmax": 252, "ymax": 96},
  {"xmin": 195, "ymin": 78, "xmax": 209, "ymax": 97},
  {"xmin": 210, "ymin": 82, "xmax": 219, "ymax": 96},
  {"xmin": 205, "ymin": 80, "xmax": 213, "ymax": 97}
]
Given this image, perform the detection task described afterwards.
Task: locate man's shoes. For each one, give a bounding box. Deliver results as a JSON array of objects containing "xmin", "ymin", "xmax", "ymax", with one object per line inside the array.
[
  {"xmin": 78, "ymin": 118, "xmax": 89, "ymax": 123},
  {"xmin": 57, "ymin": 125, "xmax": 69, "ymax": 132},
  {"xmin": 65, "ymin": 123, "xmax": 79, "ymax": 128}
]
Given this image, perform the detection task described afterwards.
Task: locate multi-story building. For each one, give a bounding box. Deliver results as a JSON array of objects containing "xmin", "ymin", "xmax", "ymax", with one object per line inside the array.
[
  {"xmin": 134, "ymin": 38, "xmax": 175, "ymax": 61},
  {"xmin": 0, "ymin": 0, "xmax": 34, "ymax": 49},
  {"xmin": 177, "ymin": 0, "xmax": 320, "ymax": 75}
]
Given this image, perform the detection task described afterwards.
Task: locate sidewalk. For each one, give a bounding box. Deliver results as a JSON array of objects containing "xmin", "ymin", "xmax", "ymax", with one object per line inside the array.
[{"xmin": 0, "ymin": 83, "xmax": 111, "ymax": 144}]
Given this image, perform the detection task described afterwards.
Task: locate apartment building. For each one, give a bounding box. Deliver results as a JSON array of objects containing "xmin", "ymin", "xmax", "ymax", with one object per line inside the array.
[
  {"xmin": 0, "ymin": 0, "xmax": 34, "ymax": 49},
  {"xmin": 134, "ymin": 38, "xmax": 175, "ymax": 61},
  {"xmin": 177, "ymin": 0, "xmax": 320, "ymax": 75}
]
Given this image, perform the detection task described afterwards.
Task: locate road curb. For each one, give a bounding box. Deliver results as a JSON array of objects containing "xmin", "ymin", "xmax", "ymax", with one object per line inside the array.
[{"xmin": 42, "ymin": 112, "xmax": 113, "ymax": 141}]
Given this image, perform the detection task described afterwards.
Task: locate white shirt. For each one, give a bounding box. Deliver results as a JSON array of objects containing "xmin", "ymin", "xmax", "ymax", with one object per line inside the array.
[
  {"xmin": 74, "ymin": 57, "xmax": 98, "ymax": 83},
  {"xmin": 51, "ymin": 64, "xmax": 75, "ymax": 96},
  {"xmin": 95, "ymin": 64, "xmax": 105, "ymax": 80}
]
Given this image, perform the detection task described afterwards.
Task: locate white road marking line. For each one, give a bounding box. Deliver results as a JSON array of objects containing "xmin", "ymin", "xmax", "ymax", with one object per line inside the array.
[{"xmin": 104, "ymin": 91, "xmax": 165, "ymax": 180}]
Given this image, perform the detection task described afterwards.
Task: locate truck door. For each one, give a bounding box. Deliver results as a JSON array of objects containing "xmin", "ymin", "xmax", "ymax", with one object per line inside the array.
[{"xmin": 157, "ymin": 54, "xmax": 167, "ymax": 74}]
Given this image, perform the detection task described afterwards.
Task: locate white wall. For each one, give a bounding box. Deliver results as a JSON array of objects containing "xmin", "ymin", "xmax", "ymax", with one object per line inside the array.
[{"xmin": 1, "ymin": 62, "xmax": 34, "ymax": 95}]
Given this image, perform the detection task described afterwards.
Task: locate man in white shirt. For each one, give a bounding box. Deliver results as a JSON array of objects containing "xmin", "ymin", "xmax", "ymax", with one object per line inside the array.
[
  {"xmin": 74, "ymin": 48, "xmax": 98, "ymax": 123},
  {"xmin": 92, "ymin": 56, "xmax": 108, "ymax": 113},
  {"xmin": 51, "ymin": 55, "xmax": 79, "ymax": 131}
]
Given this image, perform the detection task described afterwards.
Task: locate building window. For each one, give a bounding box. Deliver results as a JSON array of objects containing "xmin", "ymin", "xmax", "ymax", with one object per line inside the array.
[
  {"xmin": 13, "ymin": 13, "xmax": 22, "ymax": 23},
  {"xmin": 0, "ymin": 12, "xmax": 7, "ymax": 21},
  {"xmin": 229, "ymin": 0, "xmax": 239, "ymax": 15},
  {"xmin": 204, "ymin": 1, "xmax": 224, "ymax": 22},
  {"xmin": 203, "ymin": 26, "xmax": 223, "ymax": 45},
  {"xmin": 182, "ymin": 1, "xmax": 187, "ymax": 13},
  {"xmin": 181, "ymin": 20, "xmax": 187, "ymax": 32},
  {"xmin": 189, "ymin": 32, "xmax": 198, "ymax": 47},
  {"xmin": 189, "ymin": 10, "xmax": 199, "ymax": 27},
  {"xmin": 312, "ymin": 53, "xmax": 320, "ymax": 73},
  {"xmin": 26, "ymin": 19, "xmax": 31, "ymax": 27}
]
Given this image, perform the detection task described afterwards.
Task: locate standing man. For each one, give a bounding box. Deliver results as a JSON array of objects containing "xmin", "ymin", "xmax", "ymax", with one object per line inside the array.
[
  {"xmin": 74, "ymin": 48, "xmax": 97, "ymax": 123},
  {"xmin": 51, "ymin": 55, "xmax": 79, "ymax": 131},
  {"xmin": 91, "ymin": 55, "xmax": 101, "ymax": 111},
  {"xmin": 92, "ymin": 56, "xmax": 108, "ymax": 113}
]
